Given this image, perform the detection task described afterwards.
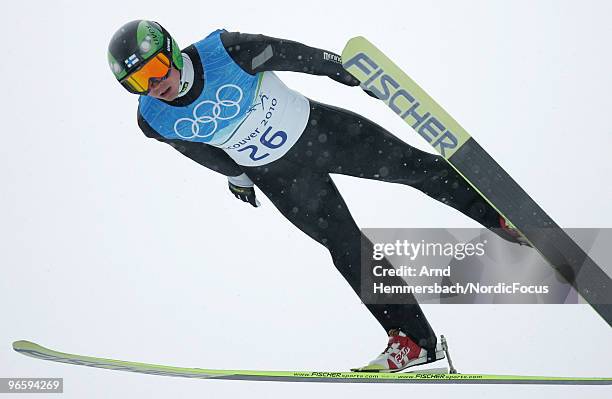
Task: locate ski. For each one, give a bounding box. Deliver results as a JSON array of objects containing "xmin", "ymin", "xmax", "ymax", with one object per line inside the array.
[
  {"xmin": 341, "ymin": 37, "xmax": 612, "ymax": 326},
  {"xmin": 12, "ymin": 340, "xmax": 611, "ymax": 385}
]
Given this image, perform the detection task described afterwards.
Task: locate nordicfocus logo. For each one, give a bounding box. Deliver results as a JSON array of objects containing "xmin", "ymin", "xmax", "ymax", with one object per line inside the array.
[
  {"xmin": 174, "ymin": 84, "xmax": 243, "ymax": 139},
  {"xmin": 344, "ymin": 52, "xmax": 459, "ymax": 157}
]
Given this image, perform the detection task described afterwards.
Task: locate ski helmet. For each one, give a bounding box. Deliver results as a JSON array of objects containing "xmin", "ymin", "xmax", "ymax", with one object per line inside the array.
[{"xmin": 107, "ymin": 20, "xmax": 183, "ymax": 94}]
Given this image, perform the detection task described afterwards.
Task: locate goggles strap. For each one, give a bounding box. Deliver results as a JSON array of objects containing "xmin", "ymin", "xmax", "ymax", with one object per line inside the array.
[{"xmin": 178, "ymin": 52, "xmax": 194, "ymax": 98}]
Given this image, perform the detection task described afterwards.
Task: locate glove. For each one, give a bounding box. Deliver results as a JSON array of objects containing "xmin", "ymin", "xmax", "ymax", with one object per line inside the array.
[
  {"xmin": 228, "ymin": 173, "xmax": 260, "ymax": 208},
  {"xmin": 362, "ymin": 87, "xmax": 379, "ymax": 99},
  {"xmin": 340, "ymin": 69, "xmax": 379, "ymax": 99},
  {"xmin": 359, "ymin": 86, "xmax": 380, "ymax": 100}
]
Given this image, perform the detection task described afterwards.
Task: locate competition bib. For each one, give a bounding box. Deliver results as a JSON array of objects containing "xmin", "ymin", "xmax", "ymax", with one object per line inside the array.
[
  {"xmin": 139, "ymin": 29, "xmax": 310, "ymax": 168},
  {"xmin": 212, "ymin": 72, "xmax": 309, "ymax": 166}
]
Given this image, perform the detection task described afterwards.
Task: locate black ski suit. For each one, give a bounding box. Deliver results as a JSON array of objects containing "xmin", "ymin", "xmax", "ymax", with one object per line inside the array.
[{"xmin": 137, "ymin": 31, "xmax": 505, "ymax": 353}]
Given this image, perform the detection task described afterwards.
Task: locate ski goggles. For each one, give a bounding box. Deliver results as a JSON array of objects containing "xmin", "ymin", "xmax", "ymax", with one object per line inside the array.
[{"xmin": 120, "ymin": 51, "xmax": 172, "ymax": 95}]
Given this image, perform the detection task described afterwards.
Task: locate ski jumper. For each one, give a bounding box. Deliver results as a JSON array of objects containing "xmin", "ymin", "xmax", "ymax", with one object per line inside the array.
[{"xmin": 137, "ymin": 30, "xmax": 504, "ymax": 352}]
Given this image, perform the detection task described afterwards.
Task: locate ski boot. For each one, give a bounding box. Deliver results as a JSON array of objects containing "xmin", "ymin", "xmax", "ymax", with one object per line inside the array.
[
  {"xmin": 498, "ymin": 216, "xmax": 532, "ymax": 247},
  {"xmin": 351, "ymin": 329, "xmax": 446, "ymax": 373}
]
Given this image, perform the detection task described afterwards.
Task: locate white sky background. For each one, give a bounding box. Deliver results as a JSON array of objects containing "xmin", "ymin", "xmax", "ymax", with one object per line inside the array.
[{"xmin": 1, "ymin": 0, "xmax": 611, "ymax": 397}]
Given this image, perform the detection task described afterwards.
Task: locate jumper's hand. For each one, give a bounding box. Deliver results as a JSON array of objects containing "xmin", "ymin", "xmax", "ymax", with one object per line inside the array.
[
  {"xmin": 228, "ymin": 174, "xmax": 260, "ymax": 208},
  {"xmin": 340, "ymin": 69, "xmax": 379, "ymax": 99},
  {"xmin": 361, "ymin": 87, "xmax": 379, "ymax": 99}
]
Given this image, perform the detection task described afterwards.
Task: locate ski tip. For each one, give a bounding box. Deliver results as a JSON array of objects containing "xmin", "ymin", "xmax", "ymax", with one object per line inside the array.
[
  {"xmin": 13, "ymin": 340, "xmax": 37, "ymax": 352},
  {"xmin": 342, "ymin": 36, "xmax": 372, "ymax": 64},
  {"xmin": 347, "ymin": 35, "xmax": 367, "ymax": 42},
  {"xmin": 344, "ymin": 36, "xmax": 370, "ymax": 49}
]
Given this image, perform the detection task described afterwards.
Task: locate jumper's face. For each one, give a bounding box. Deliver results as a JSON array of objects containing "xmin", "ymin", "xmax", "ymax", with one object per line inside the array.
[{"xmin": 148, "ymin": 66, "xmax": 181, "ymax": 101}]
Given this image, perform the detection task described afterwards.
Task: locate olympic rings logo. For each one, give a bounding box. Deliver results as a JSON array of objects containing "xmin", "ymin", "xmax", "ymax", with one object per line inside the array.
[{"xmin": 173, "ymin": 84, "xmax": 243, "ymax": 139}]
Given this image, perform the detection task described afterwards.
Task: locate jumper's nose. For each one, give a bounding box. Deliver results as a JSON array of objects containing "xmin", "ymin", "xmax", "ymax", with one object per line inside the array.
[{"xmin": 149, "ymin": 78, "xmax": 161, "ymax": 90}]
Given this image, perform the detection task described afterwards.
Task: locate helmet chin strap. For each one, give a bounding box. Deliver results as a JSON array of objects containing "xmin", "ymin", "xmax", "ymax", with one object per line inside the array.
[{"xmin": 177, "ymin": 52, "xmax": 194, "ymax": 97}]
